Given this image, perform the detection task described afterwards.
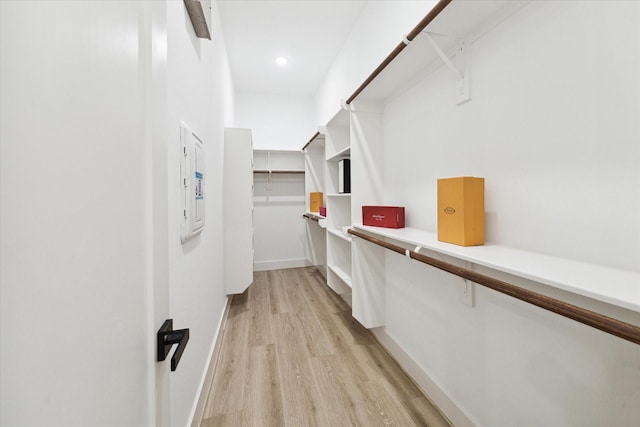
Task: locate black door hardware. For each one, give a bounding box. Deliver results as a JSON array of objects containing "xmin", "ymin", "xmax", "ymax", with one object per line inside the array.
[{"xmin": 157, "ymin": 319, "xmax": 190, "ymax": 371}]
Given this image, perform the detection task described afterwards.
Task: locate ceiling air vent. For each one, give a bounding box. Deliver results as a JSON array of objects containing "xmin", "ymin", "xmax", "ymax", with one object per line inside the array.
[{"xmin": 184, "ymin": 0, "xmax": 211, "ymax": 40}]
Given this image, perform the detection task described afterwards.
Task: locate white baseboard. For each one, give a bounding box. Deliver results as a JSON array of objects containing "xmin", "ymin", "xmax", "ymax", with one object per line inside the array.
[
  {"xmin": 253, "ymin": 258, "xmax": 310, "ymax": 272},
  {"xmin": 189, "ymin": 296, "xmax": 232, "ymax": 427},
  {"xmin": 370, "ymin": 327, "xmax": 479, "ymax": 427}
]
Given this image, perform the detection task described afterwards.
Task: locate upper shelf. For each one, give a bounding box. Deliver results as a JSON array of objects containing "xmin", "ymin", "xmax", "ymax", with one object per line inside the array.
[
  {"xmin": 324, "ymin": 109, "xmax": 351, "ymax": 160},
  {"xmin": 352, "ymin": 224, "xmax": 640, "ymax": 313},
  {"xmin": 253, "ymin": 169, "xmax": 305, "ymax": 174},
  {"xmin": 328, "ymin": 228, "xmax": 352, "ymax": 243},
  {"xmin": 327, "ymin": 146, "xmax": 350, "ymax": 162},
  {"xmin": 253, "ymin": 149, "xmax": 304, "ymax": 172},
  {"xmin": 354, "ymin": 0, "xmax": 527, "ymax": 103}
]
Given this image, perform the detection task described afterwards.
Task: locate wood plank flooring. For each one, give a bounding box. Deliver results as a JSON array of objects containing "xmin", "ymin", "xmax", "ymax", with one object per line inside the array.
[{"xmin": 200, "ymin": 267, "xmax": 451, "ymax": 427}]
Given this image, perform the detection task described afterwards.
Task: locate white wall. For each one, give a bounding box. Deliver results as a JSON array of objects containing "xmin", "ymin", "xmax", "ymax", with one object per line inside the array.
[
  {"xmin": 236, "ymin": 92, "xmax": 314, "ymax": 150},
  {"xmin": 314, "ymin": 0, "xmax": 437, "ymax": 126},
  {"xmin": 166, "ymin": 1, "xmax": 234, "ymax": 425},
  {"xmin": 0, "ymin": 1, "xmax": 164, "ymax": 426},
  {"xmin": 380, "ymin": 1, "xmax": 639, "ymax": 426},
  {"xmin": 1, "ymin": 1, "xmax": 235, "ymax": 426},
  {"xmin": 235, "ymin": 93, "xmax": 313, "ymax": 270},
  {"xmin": 253, "ymin": 173, "xmax": 307, "ymax": 270}
]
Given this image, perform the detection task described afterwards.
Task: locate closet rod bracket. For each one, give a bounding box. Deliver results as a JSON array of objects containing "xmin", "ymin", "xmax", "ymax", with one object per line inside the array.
[{"xmin": 422, "ymin": 31, "xmax": 471, "ymax": 105}]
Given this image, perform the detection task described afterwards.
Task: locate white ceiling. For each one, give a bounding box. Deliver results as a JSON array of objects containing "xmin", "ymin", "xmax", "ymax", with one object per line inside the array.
[{"xmin": 216, "ymin": 0, "xmax": 367, "ymax": 97}]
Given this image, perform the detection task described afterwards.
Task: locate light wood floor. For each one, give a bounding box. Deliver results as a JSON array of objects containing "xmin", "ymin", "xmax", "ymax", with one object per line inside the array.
[{"xmin": 200, "ymin": 267, "xmax": 451, "ymax": 427}]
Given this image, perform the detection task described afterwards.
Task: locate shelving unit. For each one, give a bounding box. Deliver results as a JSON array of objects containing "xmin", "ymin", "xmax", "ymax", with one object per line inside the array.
[
  {"xmin": 300, "ymin": 104, "xmax": 384, "ymax": 316},
  {"xmin": 325, "ymin": 149, "xmax": 350, "ymax": 197},
  {"xmin": 323, "ymin": 109, "xmax": 353, "ymax": 299}
]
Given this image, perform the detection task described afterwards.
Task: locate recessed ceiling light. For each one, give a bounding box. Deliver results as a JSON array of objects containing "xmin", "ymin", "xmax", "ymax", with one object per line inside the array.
[{"xmin": 275, "ymin": 56, "xmax": 288, "ymax": 66}]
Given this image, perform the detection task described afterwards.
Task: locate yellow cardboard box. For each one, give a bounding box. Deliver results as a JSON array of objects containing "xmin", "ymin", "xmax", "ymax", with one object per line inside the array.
[
  {"xmin": 309, "ymin": 192, "xmax": 323, "ymax": 213},
  {"xmin": 437, "ymin": 177, "xmax": 485, "ymax": 246}
]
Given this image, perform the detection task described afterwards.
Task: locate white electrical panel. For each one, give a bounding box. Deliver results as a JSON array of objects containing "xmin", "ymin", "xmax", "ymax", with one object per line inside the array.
[{"xmin": 180, "ymin": 121, "xmax": 205, "ymax": 243}]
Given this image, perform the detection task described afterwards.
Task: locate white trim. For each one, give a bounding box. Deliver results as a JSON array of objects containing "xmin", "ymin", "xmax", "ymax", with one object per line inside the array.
[
  {"xmin": 370, "ymin": 327, "xmax": 480, "ymax": 427},
  {"xmin": 253, "ymin": 258, "xmax": 311, "ymax": 272},
  {"xmin": 189, "ymin": 296, "xmax": 232, "ymax": 427}
]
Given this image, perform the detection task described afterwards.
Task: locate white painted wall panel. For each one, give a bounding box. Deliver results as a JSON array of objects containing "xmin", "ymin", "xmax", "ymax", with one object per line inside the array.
[{"xmin": 166, "ymin": 1, "xmax": 235, "ymax": 425}]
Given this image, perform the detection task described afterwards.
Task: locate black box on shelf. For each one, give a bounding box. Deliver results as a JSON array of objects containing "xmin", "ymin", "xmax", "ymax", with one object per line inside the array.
[{"xmin": 338, "ymin": 159, "xmax": 351, "ymax": 193}]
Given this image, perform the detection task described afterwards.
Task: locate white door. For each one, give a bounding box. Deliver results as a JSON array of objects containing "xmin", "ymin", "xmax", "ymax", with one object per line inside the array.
[{"xmin": 0, "ymin": 1, "xmax": 172, "ymax": 426}]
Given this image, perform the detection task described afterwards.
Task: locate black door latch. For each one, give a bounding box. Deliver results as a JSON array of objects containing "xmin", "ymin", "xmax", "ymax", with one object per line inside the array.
[{"xmin": 157, "ymin": 319, "xmax": 190, "ymax": 371}]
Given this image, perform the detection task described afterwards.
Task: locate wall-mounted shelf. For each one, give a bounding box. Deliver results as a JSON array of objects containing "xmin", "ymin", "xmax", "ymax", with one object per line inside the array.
[
  {"xmin": 328, "ymin": 264, "xmax": 352, "ymax": 289},
  {"xmin": 324, "ymin": 109, "xmax": 350, "ymax": 160},
  {"xmin": 327, "ymin": 146, "xmax": 351, "ymax": 162},
  {"xmin": 352, "ymin": 224, "xmax": 640, "ymax": 313},
  {"xmin": 253, "ymin": 169, "xmax": 305, "ymax": 174},
  {"xmin": 354, "ymin": 0, "xmax": 527, "ymax": 103},
  {"xmin": 327, "ymin": 228, "xmax": 352, "ymax": 243},
  {"xmin": 253, "ymin": 149, "xmax": 305, "ymax": 190},
  {"xmin": 253, "ymin": 149, "xmax": 304, "ymax": 172}
]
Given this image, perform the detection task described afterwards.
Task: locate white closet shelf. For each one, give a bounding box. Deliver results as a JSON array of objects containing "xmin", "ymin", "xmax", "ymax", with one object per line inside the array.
[
  {"xmin": 253, "ymin": 149, "xmax": 304, "ymax": 172},
  {"xmin": 327, "ymin": 228, "xmax": 352, "ymax": 243},
  {"xmin": 351, "ymin": 224, "xmax": 640, "ymax": 313},
  {"xmin": 328, "ymin": 264, "xmax": 353, "ymax": 288},
  {"xmin": 253, "ymin": 169, "xmax": 305, "ymax": 174},
  {"xmin": 253, "ymin": 149, "xmax": 302, "ymax": 152},
  {"xmin": 327, "ymin": 193, "xmax": 351, "ymax": 198},
  {"xmin": 327, "ymin": 146, "xmax": 351, "ymax": 162}
]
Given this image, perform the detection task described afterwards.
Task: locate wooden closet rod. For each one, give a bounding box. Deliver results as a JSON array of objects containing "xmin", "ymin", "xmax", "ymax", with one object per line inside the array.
[
  {"xmin": 302, "ymin": 213, "xmax": 319, "ymax": 222},
  {"xmin": 348, "ymin": 228, "xmax": 640, "ymax": 346},
  {"xmin": 345, "ymin": 0, "xmax": 453, "ymax": 105},
  {"xmin": 302, "ymin": 131, "xmax": 320, "ymax": 151}
]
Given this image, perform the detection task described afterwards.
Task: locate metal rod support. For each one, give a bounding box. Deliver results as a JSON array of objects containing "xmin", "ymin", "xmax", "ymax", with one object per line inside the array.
[
  {"xmin": 345, "ymin": 0, "xmax": 453, "ymax": 104},
  {"xmin": 422, "ymin": 32, "xmax": 464, "ymax": 83}
]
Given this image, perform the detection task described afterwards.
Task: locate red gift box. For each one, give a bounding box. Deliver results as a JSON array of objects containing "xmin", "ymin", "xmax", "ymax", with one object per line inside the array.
[
  {"xmin": 362, "ymin": 206, "xmax": 405, "ymax": 228},
  {"xmin": 319, "ymin": 206, "xmax": 326, "ymax": 217}
]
